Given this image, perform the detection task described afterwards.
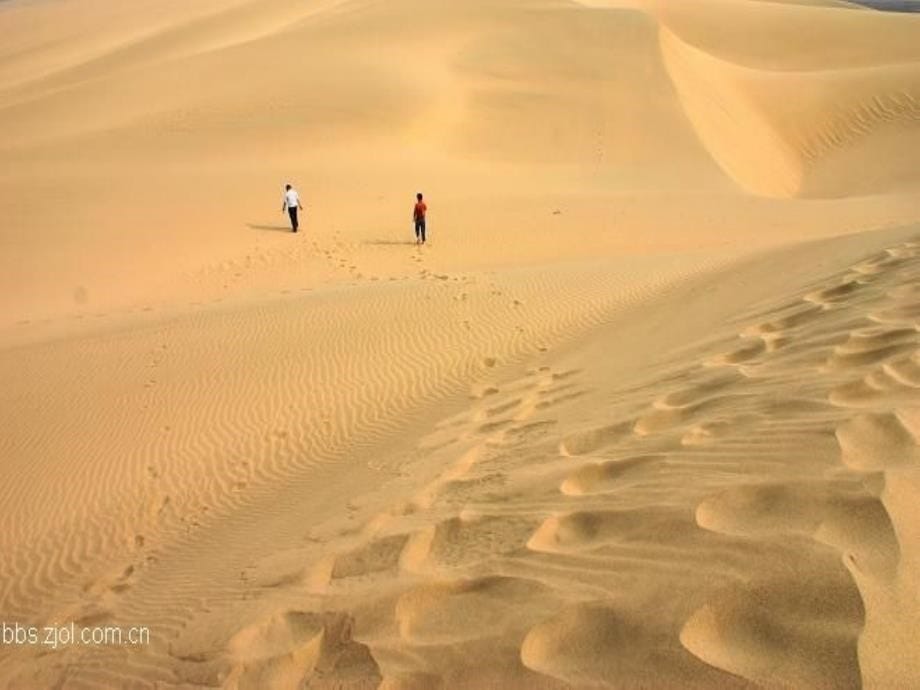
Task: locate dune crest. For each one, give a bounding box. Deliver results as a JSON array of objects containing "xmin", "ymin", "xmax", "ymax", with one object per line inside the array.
[{"xmin": 659, "ymin": 17, "xmax": 920, "ymax": 198}]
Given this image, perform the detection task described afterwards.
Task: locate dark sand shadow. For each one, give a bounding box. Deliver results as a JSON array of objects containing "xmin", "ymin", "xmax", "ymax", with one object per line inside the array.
[{"xmin": 248, "ymin": 223, "xmax": 293, "ymax": 232}]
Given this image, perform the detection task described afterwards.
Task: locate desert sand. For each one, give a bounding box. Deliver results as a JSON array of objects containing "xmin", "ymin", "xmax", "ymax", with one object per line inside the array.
[{"xmin": 1, "ymin": 0, "xmax": 919, "ymax": 687}]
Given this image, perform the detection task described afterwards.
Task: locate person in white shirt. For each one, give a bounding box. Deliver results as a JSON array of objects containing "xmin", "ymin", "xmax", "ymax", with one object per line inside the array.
[{"xmin": 282, "ymin": 184, "xmax": 304, "ymax": 233}]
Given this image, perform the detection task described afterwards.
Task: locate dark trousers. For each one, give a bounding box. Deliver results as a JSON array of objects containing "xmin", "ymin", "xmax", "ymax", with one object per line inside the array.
[
  {"xmin": 415, "ymin": 218, "xmax": 426, "ymax": 242},
  {"xmin": 288, "ymin": 207, "xmax": 299, "ymax": 232}
]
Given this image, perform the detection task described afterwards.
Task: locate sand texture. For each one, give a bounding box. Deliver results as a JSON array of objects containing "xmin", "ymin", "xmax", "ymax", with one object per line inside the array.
[{"xmin": 1, "ymin": 0, "xmax": 919, "ymax": 688}]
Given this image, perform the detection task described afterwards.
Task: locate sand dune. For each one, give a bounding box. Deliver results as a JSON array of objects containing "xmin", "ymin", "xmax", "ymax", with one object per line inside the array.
[
  {"xmin": 657, "ymin": 0, "xmax": 920, "ymax": 197},
  {"xmin": 3, "ymin": 0, "xmax": 919, "ymax": 326},
  {"xmin": 1, "ymin": 0, "xmax": 919, "ymax": 687}
]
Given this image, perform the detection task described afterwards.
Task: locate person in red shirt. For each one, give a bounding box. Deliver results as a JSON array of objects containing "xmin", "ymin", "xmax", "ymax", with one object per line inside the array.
[{"xmin": 413, "ymin": 192, "xmax": 428, "ymax": 245}]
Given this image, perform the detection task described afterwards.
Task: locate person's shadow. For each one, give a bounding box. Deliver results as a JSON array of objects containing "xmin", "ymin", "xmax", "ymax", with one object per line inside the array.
[{"xmin": 247, "ymin": 223, "xmax": 291, "ymax": 232}]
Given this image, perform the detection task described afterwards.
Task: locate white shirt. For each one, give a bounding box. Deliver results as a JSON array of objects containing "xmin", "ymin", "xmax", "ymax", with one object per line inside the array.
[{"xmin": 284, "ymin": 189, "xmax": 300, "ymax": 208}]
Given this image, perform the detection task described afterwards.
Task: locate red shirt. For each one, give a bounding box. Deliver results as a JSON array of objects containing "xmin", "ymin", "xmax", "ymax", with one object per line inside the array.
[{"xmin": 414, "ymin": 201, "xmax": 427, "ymax": 220}]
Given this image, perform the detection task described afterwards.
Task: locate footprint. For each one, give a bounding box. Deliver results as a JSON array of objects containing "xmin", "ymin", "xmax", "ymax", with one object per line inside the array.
[
  {"xmin": 501, "ymin": 420, "xmax": 557, "ymax": 446},
  {"xmin": 825, "ymin": 326, "xmax": 916, "ymax": 370},
  {"xmin": 83, "ymin": 562, "xmax": 137, "ymax": 600},
  {"xmin": 660, "ymin": 370, "xmax": 744, "ymax": 408},
  {"xmin": 329, "ymin": 533, "xmax": 410, "ymax": 582},
  {"xmin": 804, "ymin": 280, "xmax": 861, "ymax": 306},
  {"xmin": 403, "ymin": 514, "xmax": 536, "ymax": 571},
  {"xmin": 485, "ymin": 398, "xmax": 523, "ymax": 418},
  {"xmin": 550, "ymin": 369, "xmax": 581, "ymax": 382},
  {"xmin": 560, "ymin": 454, "xmax": 664, "ymax": 496},
  {"xmin": 680, "ymin": 418, "xmax": 747, "ymax": 446},
  {"xmin": 745, "ymin": 304, "xmax": 824, "ymax": 340},
  {"xmin": 539, "ymin": 381, "xmax": 579, "ymax": 398},
  {"xmin": 635, "ymin": 392, "xmax": 749, "ymax": 436},
  {"xmin": 528, "ymin": 504, "xmax": 688, "ymax": 553},
  {"xmin": 395, "ymin": 576, "xmax": 552, "ymax": 644},
  {"xmin": 535, "ymin": 390, "xmax": 587, "ymax": 411},
  {"xmin": 477, "ymin": 419, "xmax": 514, "ymax": 435},
  {"xmin": 223, "ymin": 610, "xmax": 381, "ymax": 689},
  {"xmin": 709, "ymin": 338, "xmax": 766, "ymax": 366},
  {"xmin": 559, "ymin": 421, "xmax": 633, "ymax": 456}
]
